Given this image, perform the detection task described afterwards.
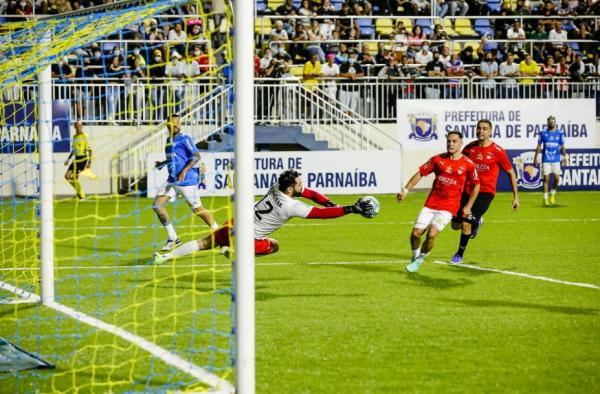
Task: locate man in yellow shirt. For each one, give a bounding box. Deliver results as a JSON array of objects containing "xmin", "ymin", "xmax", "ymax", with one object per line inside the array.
[
  {"xmin": 518, "ymin": 53, "xmax": 540, "ymax": 98},
  {"xmin": 64, "ymin": 121, "xmax": 93, "ymax": 199},
  {"xmin": 302, "ymin": 53, "xmax": 322, "ymax": 91}
]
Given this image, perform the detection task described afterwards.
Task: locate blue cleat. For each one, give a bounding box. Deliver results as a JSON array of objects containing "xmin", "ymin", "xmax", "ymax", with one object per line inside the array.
[
  {"xmin": 405, "ymin": 256, "xmax": 424, "ymax": 273},
  {"xmin": 470, "ymin": 217, "xmax": 484, "ymax": 239},
  {"xmin": 450, "ymin": 254, "xmax": 463, "ymax": 264}
]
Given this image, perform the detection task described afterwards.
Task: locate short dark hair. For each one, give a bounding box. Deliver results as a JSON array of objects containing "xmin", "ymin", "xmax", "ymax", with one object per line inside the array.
[
  {"xmin": 477, "ymin": 119, "xmax": 492, "ymax": 129},
  {"xmin": 168, "ymin": 113, "xmax": 180, "ymax": 122},
  {"xmin": 447, "ymin": 130, "xmax": 463, "ymax": 139},
  {"xmin": 278, "ymin": 170, "xmax": 300, "ymax": 192}
]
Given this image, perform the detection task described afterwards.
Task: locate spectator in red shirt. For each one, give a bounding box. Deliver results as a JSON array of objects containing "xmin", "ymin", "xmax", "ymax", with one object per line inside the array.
[
  {"xmin": 450, "ymin": 119, "xmax": 519, "ymax": 264},
  {"xmin": 397, "ymin": 131, "xmax": 480, "ymax": 273}
]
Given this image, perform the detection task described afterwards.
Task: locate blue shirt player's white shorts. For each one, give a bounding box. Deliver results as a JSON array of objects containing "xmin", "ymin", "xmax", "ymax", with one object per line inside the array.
[
  {"xmin": 542, "ymin": 162, "xmax": 561, "ymax": 176},
  {"xmin": 156, "ymin": 182, "xmax": 203, "ymax": 209}
]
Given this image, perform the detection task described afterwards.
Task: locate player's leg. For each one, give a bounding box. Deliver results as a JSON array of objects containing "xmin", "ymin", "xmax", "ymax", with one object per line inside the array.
[
  {"xmin": 73, "ymin": 159, "xmax": 87, "ymax": 199},
  {"xmin": 550, "ymin": 163, "xmax": 561, "ymax": 204},
  {"xmin": 406, "ymin": 207, "xmax": 442, "ymax": 273},
  {"xmin": 451, "ymin": 193, "xmax": 471, "ymax": 263},
  {"xmin": 154, "ymin": 222, "xmax": 233, "ymax": 264},
  {"xmin": 255, "ymin": 238, "xmax": 279, "ymax": 256},
  {"xmin": 180, "ymin": 185, "xmax": 219, "ymax": 230},
  {"xmin": 542, "ymin": 163, "xmax": 551, "ymax": 206},
  {"xmin": 153, "ymin": 185, "xmax": 180, "ymax": 250}
]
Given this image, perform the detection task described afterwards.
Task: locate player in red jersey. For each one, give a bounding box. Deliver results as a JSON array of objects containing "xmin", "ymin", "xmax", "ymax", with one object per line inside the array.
[
  {"xmin": 153, "ymin": 170, "xmax": 374, "ymax": 263},
  {"xmin": 450, "ymin": 119, "xmax": 520, "ymax": 264},
  {"xmin": 397, "ymin": 131, "xmax": 480, "ymax": 273}
]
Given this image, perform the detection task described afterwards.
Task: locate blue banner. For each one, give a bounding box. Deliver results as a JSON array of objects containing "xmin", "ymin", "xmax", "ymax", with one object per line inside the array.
[
  {"xmin": 498, "ymin": 149, "xmax": 600, "ymax": 191},
  {"xmin": 0, "ymin": 100, "xmax": 70, "ymax": 153}
]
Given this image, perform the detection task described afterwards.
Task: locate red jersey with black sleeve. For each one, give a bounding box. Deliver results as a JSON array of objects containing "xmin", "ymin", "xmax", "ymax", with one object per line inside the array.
[
  {"xmin": 420, "ymin": 153, "xmax": 480, "ymax": 215},
  {"xmin": 462, "ymin": 141, "xmax": 512, "ymax": 196}
]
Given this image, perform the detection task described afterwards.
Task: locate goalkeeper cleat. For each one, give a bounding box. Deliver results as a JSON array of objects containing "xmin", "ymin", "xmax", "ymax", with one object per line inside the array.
[
  {"xmin": 450, "ymin": 254, "xmax": 463, "ymax": 264},
  {"xmin": 470, "ymin": 217, "xmax": 484, "ymax": 239},
  {"xmin": 549, "ymin": 194, "xmax": 556, "ymax": 205},
  {"xmin": 405, "ymin": 256, "xmax": 424, "ymax": 273},
  {"xmin": 544, "ymin": 198, "xmax": 550, "ymax": 207},
  {"xmin": 153, "ymin": 252, "xmax": 167, "ymax": 265},
  {"xmin": 161, "ymin": 238, "xmax": 181, "ymax": 251}
]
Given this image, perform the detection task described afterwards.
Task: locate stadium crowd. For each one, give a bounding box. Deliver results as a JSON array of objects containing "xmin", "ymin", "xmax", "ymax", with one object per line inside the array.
[{"xmin": 1, "ymin": 0, "xmax": 599, "ymax": 121}]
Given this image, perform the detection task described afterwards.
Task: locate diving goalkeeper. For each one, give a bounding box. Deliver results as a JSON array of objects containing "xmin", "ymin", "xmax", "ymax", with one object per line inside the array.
[{"xmin": 153, "ymin": 169, "xmax": 374, "ymax": 262}]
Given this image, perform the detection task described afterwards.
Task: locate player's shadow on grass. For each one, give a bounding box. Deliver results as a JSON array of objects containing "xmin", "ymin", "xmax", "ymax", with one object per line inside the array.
[
  {"xmin": 443, "ymin": 298, "xmax": 600, "ymax": 316},
  {"xmin": 404, "ymin": 273, "xmax": 474, "ymax": 290}
]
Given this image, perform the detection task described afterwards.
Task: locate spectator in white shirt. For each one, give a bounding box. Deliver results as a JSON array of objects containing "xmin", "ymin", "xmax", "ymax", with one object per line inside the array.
[
  {"xmin": 506, "ymin": 21, "xmax": 526, "ymax": 53},
  {"xmin": 479, "ymin": 52, "xmax": 498, "ymax": 98},
  {"xmin": 321, "ymin": 53, "xmax": 340, "ymax": 100},
  {"xmin": 548, "ymin": 21, "xmax": 568, "ymax": 49},
  {"xmin": 415, "ymin": 43, "xmax": 433, "ymax": 65},
  {"xmin": 270, "ymin": 20, "xmax": 289, "ymax": 55},
  {"xmin": 499, "ymin": 52, "xmax": 520, "ymax": 98}
]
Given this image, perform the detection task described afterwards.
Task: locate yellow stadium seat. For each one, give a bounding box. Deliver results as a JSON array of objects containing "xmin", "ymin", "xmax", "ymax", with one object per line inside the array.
[
  {"xmin": 463, "ymin": 41, "xmax": 480, "ymax": 53},
  {"xmin": 254, "ymin": 18, "xmax": 272, "ymax": 36},
  {"xmin": 375, "ymin": 18, "xmax": 394, "ymax": 37},
  {"xmin": 443, "ymin": 18, "xmax": 459, "ymax": 37},
  {"xmin": 454, "ymin": 18, "xmax": 478, "ymax": 36},
  {"xmin": 397, "ymin": 18, "xmax": 413, "ymax": 30},
  {"xmin": 268, "ymin": 0, "xmax": 284, "ymax": 12}
]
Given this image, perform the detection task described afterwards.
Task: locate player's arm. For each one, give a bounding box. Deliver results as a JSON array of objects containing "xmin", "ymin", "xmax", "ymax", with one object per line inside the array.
[
  {"xmin": 396, "ymin": 171, "xmax": 423, "ymax": 202},
  {"xmin": 533, "ymin": 143, "xmax": 542, "ymax": 166},
  {"xmin": 499, "ymin": 149, "xmax": 519, "ymax": 210},
  {"xmin": 560, "ymin": 142, "xmax": 567, "ymax": 166},
  {"xmin": 64, "ymin": 148, "xmax": 74, "ymax": 166},
  {"xmin": 462, "ymin": 183, "xmax": 480, "ymax": 218},
  {"xmin": 86, "ymin": 144, "xmax": 92, "ymax": 169},
  {"xmin": 462, "ymin": 166, "xmax": 480, "ymax": 217},
  {"xmin": 177, "ymin": 151, "xmax": 201, "ymax": 183},
  {"xmin": 306, "ymin": 198, "xmax": 372, "ymax": 219},
  {"xmin": 507, "ymin": 169, "xmax": 520, "ymax": 210},
  {"xmin": 300, "ymin": 187, "xmax": 337, "ymax": 207}
]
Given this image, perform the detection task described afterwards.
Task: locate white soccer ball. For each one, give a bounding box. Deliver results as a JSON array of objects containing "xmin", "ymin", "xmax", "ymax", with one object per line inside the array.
[{"xmin": 360, "ymin": 195, "xmax": 380, "ymax": 219}]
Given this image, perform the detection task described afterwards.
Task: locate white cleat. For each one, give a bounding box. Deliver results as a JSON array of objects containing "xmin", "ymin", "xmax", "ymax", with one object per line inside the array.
[{"xmin": 161, "ymin": 238, "xmax": 181, "ymax": 251}]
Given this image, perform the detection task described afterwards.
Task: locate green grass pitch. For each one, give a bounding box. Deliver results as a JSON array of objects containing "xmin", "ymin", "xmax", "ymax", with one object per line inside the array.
[{"xmin": 1, "ymin": 191, "xmax": 599, "ymax": 393}]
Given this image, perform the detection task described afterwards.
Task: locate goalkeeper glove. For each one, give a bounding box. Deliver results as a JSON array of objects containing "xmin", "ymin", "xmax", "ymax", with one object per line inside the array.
[
  {"xmin": 324, "ymin": 200, "xmax": 337, "ymax": 207},
  {"xmin": 343, "ymin": 198, "xmax": 373, "ymax": 214}
]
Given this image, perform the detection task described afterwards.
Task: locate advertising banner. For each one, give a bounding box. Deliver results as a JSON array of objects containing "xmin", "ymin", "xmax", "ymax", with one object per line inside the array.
[
  {"xmin": 397, "ymin": 99, "xmax": 596, "ymax": 150},
  {"xmin": 0, "ymin": 100, "xmax": 71, "ymax": 153},
  {"xmin": 497, "ymin": 149, "xmax": 600, "ymax": 191},
  {"xmin": 147, "ymin": 150, "xmax": 403, "ymax": 197}
]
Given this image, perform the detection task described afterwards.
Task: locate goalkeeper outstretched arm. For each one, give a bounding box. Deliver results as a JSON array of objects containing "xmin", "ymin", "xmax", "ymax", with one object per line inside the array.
[
  {"xmin": 300, "ymin": 187, "xmax": 337, "ymax": 207},
  {"xmin": 306, "ymin": 198, "xmax": 373, "ymax": 219}
]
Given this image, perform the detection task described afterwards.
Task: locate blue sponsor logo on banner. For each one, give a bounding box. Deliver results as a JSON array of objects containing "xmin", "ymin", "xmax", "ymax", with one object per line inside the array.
[
  {"xmin": 408, "ymin": 113, "xmax": 439, "ymax": 141},
  {"xmin": 499, "ymin": 149, "xmax": 600, "ymax": 191},
  {"xmin": 0, "ymin": 100, "xmax": 70, "ymax": 153}
]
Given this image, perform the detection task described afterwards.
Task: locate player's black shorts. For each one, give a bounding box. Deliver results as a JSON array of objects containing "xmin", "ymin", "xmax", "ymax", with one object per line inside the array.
[
  {"xmin": 71, "ymin": 156, "xmax": 88, "ymax": 174},
  {"xmin": 452, "ymin": 192, "xmax": 495, "ymax": 223}
]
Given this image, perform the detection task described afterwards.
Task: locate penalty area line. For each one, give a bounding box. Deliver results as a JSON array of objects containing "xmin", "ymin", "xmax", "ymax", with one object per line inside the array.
[
  {"xmin": 0, "ymin": 280, "xmax": 234, "ymax": 394},
  {"xmin": 431, "ymin": 260, "xmax": 600, "ymax": 290}
]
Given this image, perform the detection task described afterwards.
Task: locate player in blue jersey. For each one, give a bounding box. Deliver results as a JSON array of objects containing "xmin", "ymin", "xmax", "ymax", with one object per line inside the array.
[
  {"xmin": 153, "ymin": 114, "xmax": 218, "ymax": 251},
  {"xmin": 533, "ymin": 116, "xmax": 567, "ymax": 206}
]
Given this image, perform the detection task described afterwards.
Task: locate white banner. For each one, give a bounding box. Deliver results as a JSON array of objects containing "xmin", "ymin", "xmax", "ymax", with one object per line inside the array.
[
  {"xmin": 147, "ymin": 150, "xmax": 403, "ymax": 198},
  {"xmin": 397, "ymin": 99, "xmax": 596, "ymax": 150}
]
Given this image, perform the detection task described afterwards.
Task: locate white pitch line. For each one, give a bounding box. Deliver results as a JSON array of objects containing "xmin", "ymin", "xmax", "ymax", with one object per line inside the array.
[
  {"xmin": 431, "ymin": 260, "xmax": 600, "ymax": 290},
  {"xmin": 0, "ymin": 280, "xmax": 234, "ymax": 394}
]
